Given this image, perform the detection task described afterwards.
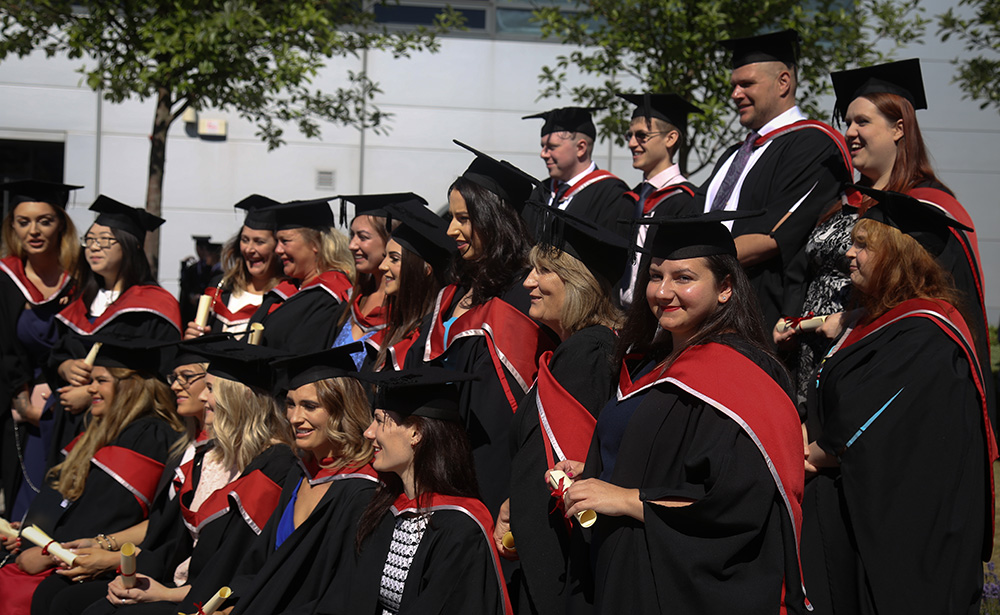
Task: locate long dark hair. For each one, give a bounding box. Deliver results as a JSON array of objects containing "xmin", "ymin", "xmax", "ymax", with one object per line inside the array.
[
  {"xmin": 76, "ymin": 227, "xmax": 157, "ymax": 309},
  {"xmin": 448, "ymin": 177, "xmax": 530, "ymax": 305},
  {"xmin": 374, "ymin": 246, "xmax": 444, "ymax": 370},
  {"xmin": 356, "ymin": 415, "xmax": 479, "ymax": 550},
  {"xmin": 614, "ymin": 253, "xmax": 775, "ymax": 370}
]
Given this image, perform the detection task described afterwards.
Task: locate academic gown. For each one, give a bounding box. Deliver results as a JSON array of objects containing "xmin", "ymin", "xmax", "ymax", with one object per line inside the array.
[
  {"xmin": 584, "ymin": 339, "xmax": 807, "ymax": 615},
  {"xmin": 404, "ymin": 276, "xmax": 557, "ymax": 515},
  {"xmin": 249, "ymin": 272, "xmax": 351, "ymax": 353},
  {"xmin": 508, "ymin": 325, "xmax": 615, "ymax": 615},
  {"xmin": 202, "ymin": 284, "xmax": 263, "ymax": 336},
  {"xmin": 801, "ymin": 298, "xmax": 996, "ymax": 615},
  {"xmin": 181, "ymin": 461, "xmax": 378, "ymax": 615},
  {"xmin": 338, "ymin": 493, "xmax": 513, "ymax": 615},
  {"xmin": 703, "ymin": 121, "xmax": 853, "ymax": 328},
  {"xmin": 523, "ymin": 173, "xmax": 633, "ymax": 237}
]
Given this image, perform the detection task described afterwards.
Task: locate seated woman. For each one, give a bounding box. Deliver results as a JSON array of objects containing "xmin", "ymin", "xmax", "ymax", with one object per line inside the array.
[
  {"xmin": 560, "ymin": 211, "xmax": 807, "ymax": 614},
  {"xmin": 178, "ymin": 345, "xmax": 378, "ymax": 615},
  {"xmin": 333, "ymin": 367, "xmax": 511, "ymax": 615},
  {"xmin": 247, "ymin": 198, "xmax": 355, "ymax": 353},
  {"xmin": 495, "ymin": 206, "xmax": 626, "ymax": 614},
  {"xmin": 185, "ymin": 195, "xmax": 284, "ymax": 340},
  {"xmin": 0, "ymin": 337, "xmax": 186, "ymax": 615},
  {"xmin": 801, "ymin": 187, "xmax": 995, "ymax": 615},
  {"xmin": 83, "ymin": 339, "xmax": 295, "ymax": 615}
]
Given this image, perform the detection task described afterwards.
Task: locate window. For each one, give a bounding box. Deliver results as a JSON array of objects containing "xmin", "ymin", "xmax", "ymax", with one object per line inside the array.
[{"xmin": 372, "ymin": 0, "xmax": 582, "ymax": 39}]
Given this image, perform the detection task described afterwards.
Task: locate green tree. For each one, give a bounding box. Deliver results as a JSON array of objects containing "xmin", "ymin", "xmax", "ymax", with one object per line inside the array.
[
  {"xmin": 0, "ymin": 1, "xmax": 459, "ymax": 274},
  {"xmin": 533, "ymin": 0, "xmax": 926, "ymax": 175},
  {"xmin": 938, "ymin": 0, "xmax": 1000, "ymax": 112}
]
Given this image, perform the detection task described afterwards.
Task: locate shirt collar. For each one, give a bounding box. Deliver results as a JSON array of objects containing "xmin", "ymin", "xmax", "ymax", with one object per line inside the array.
[{"xmin": 645, "ymin": 163, "xmax": 685, "ymax": 190}]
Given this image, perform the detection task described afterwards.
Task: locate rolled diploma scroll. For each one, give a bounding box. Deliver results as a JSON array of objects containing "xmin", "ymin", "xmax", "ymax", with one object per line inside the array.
[
  {"xmin": 776, "ymin": 315, "xmax": 827, "ymax": 334},
  {"xmin": 83, "ymin": 342, "xmax": 103, "ymax": 367},
  {"xmin": 548, "ymin": 470, "xmax": 597, "ymax": 528},
  {"xmin": 21, "ymin": 525, "xmax": 76, "ymax": 566},
  {"xmin": 194, "ymin": 295, "xmax": 213, "ymax": 327},
  {"xmin": 246, "ymin": 323, "xmax": 264, "ymax": 346},
  {"xmin": 501, "ymin": 532, "xmax": 516, "ymax": 552},
  {"xmin": 0, "ymin": 517, "xmax": 18, "ymax": 540},
  {"xmin": 200, "ymin": 586, "xmax": 233, "ymax": 615},
  {"xmin": 120, "ymin": 542, "xmax": 137, "ymax": 589}
]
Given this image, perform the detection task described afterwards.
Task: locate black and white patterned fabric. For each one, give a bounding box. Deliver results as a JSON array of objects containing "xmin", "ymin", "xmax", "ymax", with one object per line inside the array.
[{"xmin": 379, "ymin": 512, "xmax": 433, "ymax": 614}]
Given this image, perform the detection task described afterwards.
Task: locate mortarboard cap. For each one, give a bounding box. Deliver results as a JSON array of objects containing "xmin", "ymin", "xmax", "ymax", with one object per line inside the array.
[
  {"xmin": 529, "ymin": 203, "xmax": 630, "ymax": 286},
  {"xmin": 234, "ymin": 194, "xmax": 280, "ymax": 232},
  {"xmin": 163, "ymin": 342, "xmax": 209, "ymax": 374},
  {"xmin": 831, "ymin": 58, "xmax": 926, "ymax": 120},
  {"xmin": 84, "ymin": 334, "xmax": 171, "ymax": 380},
  {"xmin": 181, "ymin": 336, "xmax": 290, "ymax": 389},
  {"xmin": 849, "ymin": 184, "xmax": 971, "ymax": 256},
  {"xmin": 192, "ymin": 235, "xmax": 214, "ymax": 247},
  {"xmin": 1, "ymin": 180, "xmax": 83, "ymax": 209},
  {"xmin": 720, "ymin": 29, "xmax": 800, "ymax": 69},
  {"xmin": 268, "ymin": 198, "xmax": 335, "ymax": 231},
  {"xmin": 337, "ymin": 192, "xmax": 428, "ymax": 228},
  {"xmin": 522, "ymin": 107, "xmax": 602, "ymax": 140},
  {"xmin": 354, "ymin": 367, "xmax": 478, "ymax": 422},
  {"xmin": 89, "ymin": 195, "xmax": 165, "ymax": 240},
  {"xmin": 383, "ymin": 201, "xmax": 456, "ymax": 273},
  {"xmin": 617, "ymin": 93, "xmax": 702, "ymax": 133},
  {"xmin": 634, "ymin": 210, "xmax": 765, "ymax": 260},
  {"xmin": 271, "ymin": 343, "xmax": 363, "ymax": 391},
  {"xmin": 454, "ymin": 140, "xmax": 538, "ymax": 215}
]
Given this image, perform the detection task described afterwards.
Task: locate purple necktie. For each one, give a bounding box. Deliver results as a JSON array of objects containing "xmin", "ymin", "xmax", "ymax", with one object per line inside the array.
[{"xmin": 710, "ymin": 131, "xmax": 759, "ymax": 211}]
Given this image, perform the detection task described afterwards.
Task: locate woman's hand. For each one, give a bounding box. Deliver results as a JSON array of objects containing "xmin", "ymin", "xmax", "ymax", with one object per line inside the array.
[
  {"xmin": 773, "ymin": 319, "xmax": 798, "ymax": 347},
  {"xmin": 183, "ymin": 321, "xmax": 207, "ymax": 340},
  {"xmin": 492, "ymin": 499, "xmax": 518, "ymax": 561},
  {"xmin": 817, "ymin": 312, "xmax": 845, "ymax": 340},
  {"xmin": 58, "ymin": 359, "xmax": 92, "ymax": 387},
  {"xmin": 1, "ymin": 521, "xmax": 22, "ymax": 553},
  {"xmin": 16, "ymin": 546, "xmax": 55, "ymax": 575},
  {"xmin": 107, "ymin": 573, "xmax": 191, "ymax": 606},
  {"xmin": 58, "ymin": 385, "xmax": 92, "ymax": 415},
  {"xmin": 54, "ymin": 545, "xmax": 119, "ymax": 581},
  {"xmin": 544, "ymin": 459, "xmax": 584, "ymax": 487},
  {"xmin": 805, "ymin": 441, "xmax": 840, "ymax": 476},
  {"xmin": 563, "ymin": 479, "xmax": 644, "ymax": 522}
]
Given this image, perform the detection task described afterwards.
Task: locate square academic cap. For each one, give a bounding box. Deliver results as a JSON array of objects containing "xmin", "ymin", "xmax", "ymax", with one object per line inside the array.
[
  {"xmin": 182, "ymin": 335, "xmax": 290, "ymax": 389},
  {"xmin": 234, "ymin": 194, "xmax": 280, "ymax": 232},
  {"xmin": 383, "ymin": 201, "xmax": 456, "ymax": 273},
  {"xmin": 522, "ymin": 107, "xmax": 602, "ymax": 139},
  {"xmin": 632, "ymin": 210, "xmax": 765, "ymax": 260},
  {"xmin": 267, "ymin": 198, "xmax": 336, "ymax": 231},
  {"xmin": 454, "ymin": 140, "xmax": 538, "ymax": 214},
  {"xmin": 0, "ymin": 180, "xmax": 83, "ymax": 209},
  {"xmin": 831, "ymin": 58, "xmax": 926, "ymax": 120},
  {"xmin": 849, "ymin": 184, "xmax": 971, "ymax": 257},
  {"xmin": 271, "ymin": 343, "xmax": 363, "ymax": 391},
  {"xmin": 617, "ymin": 93, "xmax": 702, "ymax": 133},
  {"xmin": 89, "ymin": 195, "xmax": 165, "ymax": 240},
  {"xmin": 337, "ymin": 192, "xmax": 429, "ymax": 227},
  {"xmin": 529, "ymin": 202, "xmax": 630, "ymax": 286},
  {"xmin": 85, "ymin": 334, "xmax": 172, "ymax": 380},
  {"xmin": 720, "ymin": 29, "xmax": 800, "ymax": 69},
  {"xmin": 354, "ymin": 367, "xmax": 478, "ymax": 422}
]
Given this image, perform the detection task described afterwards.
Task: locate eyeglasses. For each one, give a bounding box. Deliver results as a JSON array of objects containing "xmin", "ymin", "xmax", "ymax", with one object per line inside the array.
[
  {"xmin": 624, "ymin": 130, "xmax": 665, "ymax": 143},
  {"xmin": 82, "ymin": 236, "xmax": 118, "ymax": 250},
  {"xmin": 167, "ymin": 371, "xmax": 207, "ymax": 388}
]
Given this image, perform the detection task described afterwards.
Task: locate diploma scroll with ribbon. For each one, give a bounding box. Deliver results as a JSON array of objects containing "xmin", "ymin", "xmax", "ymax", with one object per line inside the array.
[
  {"xmin": 776, "ymin": 314, "xmax": 827, "ymax": 334},
  {"xmin": 120, "ymin": 542, "xmax": 137, "ymax": 589},
  {"xmin": 194, "ymin": 295, "xmax": 213, "ymax": 328},
  {"xmin": 21, "ymin": 525, "xmax": 77, "ymax": 566},
  {"xmin": 548, "ymin": 470, "xmax": 596, "ymax": 528},
  {"xmin": 83, "ymin": 342, "xmax": 103, "ymax": 367},
  {"xmin": 0, "ymin": 517, "xmax": 18, "ymax": 540},
  {"xmin": 246, "ymin": 323, "xmax": 264, "ymax": 346}
]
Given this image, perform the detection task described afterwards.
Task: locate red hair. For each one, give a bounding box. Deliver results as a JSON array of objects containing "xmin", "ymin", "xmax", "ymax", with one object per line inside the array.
[{"xmin": 859, "ymin": 92, "xmax": 943, "ymax": 194}]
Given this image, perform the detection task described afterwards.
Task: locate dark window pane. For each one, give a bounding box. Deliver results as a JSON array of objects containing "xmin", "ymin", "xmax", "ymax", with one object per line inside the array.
[{"xmin": 374, "ymin": 4, "xmax": 485, "ymax": 29}]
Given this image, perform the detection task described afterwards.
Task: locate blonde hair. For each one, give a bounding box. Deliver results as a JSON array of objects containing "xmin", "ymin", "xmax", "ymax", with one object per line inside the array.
[
  {"xmin": 209, "ymin": 377, "xmax": 294, "ymax": 471},
  {"xmin": 297, "ymin": 227, "xmax": 356, "ymax": 284},
  {"xmin": 48, "ymin": 368, "xmax": 183, "ymax": 502},
  {"xmin": 218, "ymin": 229, "xmax": 283, "ymax": 295},
  {"xmin": 311, "ymin": 377, "xmax": 374, "ymax": 471},
  {"xmin": 1, "ymin": 202, "xmax": 80, "ymax": 274},
  {"xmin": 529, "ymin": 246, "xmax": 623, "ymax": 334}
]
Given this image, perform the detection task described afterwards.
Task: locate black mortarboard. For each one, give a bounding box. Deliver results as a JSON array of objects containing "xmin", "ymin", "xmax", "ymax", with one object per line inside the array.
[
  {"xmin": 89, "ymin": 195, "xmax": 165, "ymax": 239},
  {"xmin": 720, "ymin": 29, "xmax": 800, "ymax": 69},
  {"xmin": 831, "ymin": 58, "xmax": 927, "ymax": 120},
  {"xmin": 529, "ymin": 203, "xmax": 630, "ymax": 285},
  {"xmin": 383, "ymin": 201, "xmax": 456, "ymax": 273},
  {"xmin": 454, "ymin": 140, "xmax": 538, "ymax": 214},
  {"xmin": 164, "ymin": 342, "xmax": 209, "ymax": 373},
  {"xmin": 234, "ymin": 194, "xmax": 279, "ymax": 232},
  {"xmin": 84, "ymin": 334, "xmax": 170, "ymax": 380},
  {"xmin": 192, "ymin": 235, "xmax": 213, "ymax": 246},
  {"xmin": 181, "ymin": 336, "xmax": 290, "ymax": 389},
  {"xmin": 337, "ymin": 192, "xmax": 428, "ymax": 228},
  {"xmin": 617, "ymin": 93, "xmax": 702, "ymax": 133},
  {"xmin": 1, "ymin": 180, "xmax": 83, "ymax": 209},
  {"xmin": 271, "ymin": 343, "xmax": 363, "ymax": 391},
  {"xmin": 354, "ymin": 367, "xmax": 478, "ymax": 422},
  {"xmin": 522, "ymin": 107, "xmax": 602, "ymax": 140},
  {"xmin": 849, "ymin": 184, "xmax": 971, "ymax": 256},
  {"xmin": 268, "ymin": 198, "xmax": 335, "ymax": 231},
  {"xmin": 635, "ymin": 210, "xmax": 765, "ymax": 260}
]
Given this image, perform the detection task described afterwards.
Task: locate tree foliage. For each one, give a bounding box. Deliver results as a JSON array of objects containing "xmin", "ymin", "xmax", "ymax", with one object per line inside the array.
[
  {"xmin": 938, "ymin": 0, "xmax": 1000, "ymax": 112},
  {"xmin": 533, "ymin": 0, "xmax": 927, "ymax": 175}
]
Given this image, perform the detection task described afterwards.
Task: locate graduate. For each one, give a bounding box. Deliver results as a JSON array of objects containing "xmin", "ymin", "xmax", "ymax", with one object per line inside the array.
[
  {"xmin": 560, "ymin": 211, "xmax": 808, "ymax": 614},
  {"xmin": 0, "ymin": 337, "xmax": 185, "ymax": 615},
  {"xmin": 341, "ymin": 367, "xmax": 512, "ymax": 615},
  {"xmin": 247, "ymin": 198, "xmax": 355, "ymax": 352},
  {"xmin": 801, "ymin": 187, "xmax": 996, "ymax": 615},
  {"xmin": 0, "ymin": 180, "xmax": 82, "ymax": 520},
  {"xmin": 185, "ymin": 195, "xmax": 285, "ymax": 339},
  {"xmin": 496, "ymin": 206, "xmax": 626, "ymax": 615},
  {"xmin": 404, "ymin": 141, "xmax": 556, "ymax": 515}
]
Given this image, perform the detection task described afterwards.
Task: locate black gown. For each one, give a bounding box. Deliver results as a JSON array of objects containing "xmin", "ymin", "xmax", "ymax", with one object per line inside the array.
[
  {"xmin": 701, "ymin": 121, "xmax": 853, "ymax": 328},
  {"xmin": 801, "ymin": 298, "xmax": 994, "ymax": 615},
  {"xmin": 584, "ymin": 339, "xmax": 807, "ymax": 615},
  {"xmin": 249, "ymin": 272, "xmax": 351, "ymax": 353},
  {"xmin": 523, "ymin": 172, "xmax": 633, "ymax": 237},
  {"xmin": 508, "ymin": 325, "xmax": 615, "ymax": 615}
]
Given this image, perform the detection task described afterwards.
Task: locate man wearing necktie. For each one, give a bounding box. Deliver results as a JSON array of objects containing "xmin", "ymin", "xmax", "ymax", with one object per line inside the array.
[{"xmin": 700, "ymin": 29, "xmax": 852, "ymax": 330}]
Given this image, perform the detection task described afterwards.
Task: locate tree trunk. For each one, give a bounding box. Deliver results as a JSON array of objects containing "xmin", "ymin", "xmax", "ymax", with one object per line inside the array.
[{"xmin": 145, "ymin": 86, "xmax": 172, "ymax": 280}]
